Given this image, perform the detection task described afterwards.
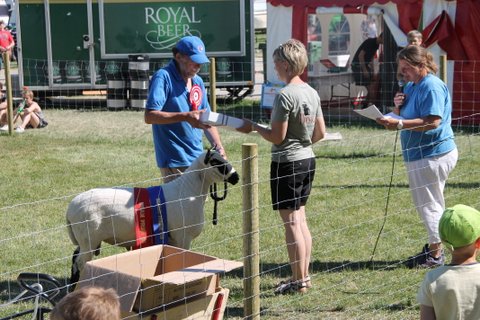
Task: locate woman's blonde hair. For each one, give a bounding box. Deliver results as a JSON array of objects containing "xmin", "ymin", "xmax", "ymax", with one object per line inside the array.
[
  {"xmin": 50, "ymin": 287, "xmax": 121, "ymax": 320},
  {"xmin": 272, "ymin": 39, "xmax": 308, "ymax": 76},
  {"xmin": 397, "ymin": 45, "xmax": 438, "ymax": 74}
]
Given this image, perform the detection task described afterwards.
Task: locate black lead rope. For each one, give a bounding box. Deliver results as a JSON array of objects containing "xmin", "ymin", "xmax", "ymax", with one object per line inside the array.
[
  {"xmin": 209, "ymin": 182, "xmax": 228, "ymax": 225},
  {"xmin": 370, "ymin": 130, "xmax": 400, "ymax": 265}
]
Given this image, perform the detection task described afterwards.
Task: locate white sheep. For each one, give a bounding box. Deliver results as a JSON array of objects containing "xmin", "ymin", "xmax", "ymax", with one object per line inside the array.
[{"xmin": 66, "ymin": 149, "xmax": 239, "ymax": 283}]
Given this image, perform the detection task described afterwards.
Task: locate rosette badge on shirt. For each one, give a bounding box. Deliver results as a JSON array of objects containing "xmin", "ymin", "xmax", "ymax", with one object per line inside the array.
[{"xmin": 189, "ymin": 84, "xmax": 203, "ymax": 110}]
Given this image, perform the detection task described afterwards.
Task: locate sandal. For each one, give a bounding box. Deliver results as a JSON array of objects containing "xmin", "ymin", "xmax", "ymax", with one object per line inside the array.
[
  {"xmin": 276, "ymin": 275, "xmax": 312, "ymax": 289},
  {"xmin": 304, "ymin": 275, "xmax": 312, "ymax": 288},
  {"xmin": 274, "ymin": 279, "xmax": 308, "ymax": 295}
]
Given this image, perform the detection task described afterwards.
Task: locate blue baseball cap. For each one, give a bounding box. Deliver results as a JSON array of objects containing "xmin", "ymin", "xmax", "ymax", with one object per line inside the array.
[{"xmin": 176, "ymin": 36, "xmax": 210, "ymax": 64}]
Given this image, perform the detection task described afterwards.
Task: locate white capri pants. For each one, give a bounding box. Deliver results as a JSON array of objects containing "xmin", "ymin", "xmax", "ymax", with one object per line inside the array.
[{"xmin": 405, "ymin": 148, "xmax": 458, "ymax": 244}]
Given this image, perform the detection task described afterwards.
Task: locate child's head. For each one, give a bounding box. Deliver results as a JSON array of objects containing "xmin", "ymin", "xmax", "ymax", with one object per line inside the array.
[
  {"xmin": 50, "ymin": 286, "xmax": 121, "ymax": 320},
  {"xmin": 439, "ymin": 204, "xmax": 480, "ymax": 251},
  {"xmin": 407, "ymin": 30, "xmax": 423, "ymax": 46},
  {"xmin": 22, "ymin": 90, "xmax": 34, "ymax": 100}
]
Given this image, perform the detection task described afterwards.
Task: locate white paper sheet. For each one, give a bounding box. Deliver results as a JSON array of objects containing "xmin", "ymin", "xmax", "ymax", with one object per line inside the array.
[
  {"xmin": 353, "ymin": 105, "xmax": 384, "ymax": 120},
  {"xmin": 383, "ymin": 112, "xmax": 404, "ymax": 120},
  {"xmin": 354, "ymin": 105, "xmax": 405, "ymax": 121},
  {"xmin": 200, "ymin": 111, "xmax": 244, "ymax": 129}
]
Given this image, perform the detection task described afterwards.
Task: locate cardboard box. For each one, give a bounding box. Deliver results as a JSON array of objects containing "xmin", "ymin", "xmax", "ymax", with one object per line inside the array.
[
  {"xmin": 121, "ymin": 288, "xmax": 230, "ymax": 320},
  {"xmin": 200, "ymin": 110, "xmax": 244, "ymax": 129},
  {"xmin": 77, "ymin": 245, "xmax": 242, "ymax": 313}
]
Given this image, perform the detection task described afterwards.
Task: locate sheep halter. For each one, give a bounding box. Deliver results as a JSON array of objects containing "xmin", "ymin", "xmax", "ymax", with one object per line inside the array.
[{"xmin": 209, "ymin": 182, "xmax": 228, "ymax": 225}]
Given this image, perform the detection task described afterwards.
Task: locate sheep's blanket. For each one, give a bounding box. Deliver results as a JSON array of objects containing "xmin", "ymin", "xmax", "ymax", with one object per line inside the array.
[{"xmin": 133, "ymin": 186, "xmax": 168, "ymax": 249}]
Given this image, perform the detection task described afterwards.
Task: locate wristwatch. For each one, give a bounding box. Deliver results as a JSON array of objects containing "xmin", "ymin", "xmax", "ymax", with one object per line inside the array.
[{"xmin": 396, "ymin": 120, "xmax": 404, "ymax": 130}]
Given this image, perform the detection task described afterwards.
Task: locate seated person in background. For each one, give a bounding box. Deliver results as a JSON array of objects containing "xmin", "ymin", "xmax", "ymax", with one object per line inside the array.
[
  {"xmin": 0, "ymin": 86, "xmax": 8, "ymax": 129},
  {"xmin": 0, "ymin": 89, "xmax": 48, "ymax": 133},
  {"xmin": 351, "ymin": 33, "xmax": 383, "ymax": 108},
  {"xmin": 407, "ymin": 30, "xmax": 423, "ymax": 46},
  {"xmin": 50, "ymin": 286, "xmax": 121, "ymax": 320},
  {"xmin": 417, "ymin": 204, "xmax": 480, "ymax": 320}
]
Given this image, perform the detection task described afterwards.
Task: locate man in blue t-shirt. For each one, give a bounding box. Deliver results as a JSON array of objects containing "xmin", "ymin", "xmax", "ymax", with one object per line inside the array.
[{"xmin": 145, "ymin": 36, "xmax": 226, "ymax": 182}]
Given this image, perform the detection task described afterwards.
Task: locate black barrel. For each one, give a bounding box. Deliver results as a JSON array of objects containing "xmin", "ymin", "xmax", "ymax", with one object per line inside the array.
[
  {"xmin": 128, "ymin": 55, "xmax": 150, "ymax": 109},
  {"xmin": 106, "ymin": 61, "xmax": 128, "ymax": 110}
]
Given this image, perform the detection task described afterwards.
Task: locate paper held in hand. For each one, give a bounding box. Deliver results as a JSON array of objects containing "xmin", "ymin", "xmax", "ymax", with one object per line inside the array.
[
  {"xmin": 200, "ymin": 110, "xmax": 244, "ymax": 129},
  {"xmin": 353, "ymin": 105, "xmax": 404, "ymax": 121}
]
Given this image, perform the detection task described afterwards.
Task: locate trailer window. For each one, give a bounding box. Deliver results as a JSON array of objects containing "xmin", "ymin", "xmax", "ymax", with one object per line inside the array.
[
  {"xmin": 307, "ymin": 14, "xmax": 322, "ymax": 74},
  {"xmin": 328, "ymin": 14, "xmax": 349, "ymax": 55}
]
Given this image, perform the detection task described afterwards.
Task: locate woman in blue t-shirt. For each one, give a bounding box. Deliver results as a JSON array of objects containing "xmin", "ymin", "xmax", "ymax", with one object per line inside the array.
[{"xmin": 377, "ymin": 45, "xmax": 458, "ymax": 268}]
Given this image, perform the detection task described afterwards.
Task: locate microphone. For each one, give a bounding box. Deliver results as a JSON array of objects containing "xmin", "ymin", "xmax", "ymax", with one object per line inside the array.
[
  {"xmin": 396, "ymin": 74, "xmax": 405, "ymax": 109},
  {"xmin": 397, "ymin": 73, "xmax": 405, "ymax": 93},
  {"xmin": 398, "ymin": 79, "xmax": 405, "ymax": 93}
]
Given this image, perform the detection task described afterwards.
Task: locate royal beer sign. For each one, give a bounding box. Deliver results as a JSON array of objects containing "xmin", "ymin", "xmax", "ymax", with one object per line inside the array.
[{"xmin": 100, "ymin": 0, "xmax": 245, "ymax": 58}]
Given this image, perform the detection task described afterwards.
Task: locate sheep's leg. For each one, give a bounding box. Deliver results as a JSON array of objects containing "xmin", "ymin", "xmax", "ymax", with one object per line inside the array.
[
  {"xmin": 70, "ymin": 248, "xmax": 95, "ymax": 284},
  {"xmin": 168, "ymin": 228, "xmax": 195, "ymax": 249},
  {"xmin": 70, "ymin": 247, "xmax": 81, "ymax": 285}
]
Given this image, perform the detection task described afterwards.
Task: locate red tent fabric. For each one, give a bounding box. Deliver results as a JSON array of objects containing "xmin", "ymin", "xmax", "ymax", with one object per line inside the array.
[
  {"xmin": 396, "ymin": 2, "xmax": 422, "ymax": 33},
  {"xmin": 454, "ymin": 0, "xmax": 480, "ymax": 61},
  {"xmin": 452, "ymin": 0, "xmax": 480, "ymax": 124},
  {"xmin": 422, "ymin": 11, "xmax": 467, "ymax": 60},
  {"xmin": 419, "ymin": 2, "xmax": 480, "ymax": 124}
]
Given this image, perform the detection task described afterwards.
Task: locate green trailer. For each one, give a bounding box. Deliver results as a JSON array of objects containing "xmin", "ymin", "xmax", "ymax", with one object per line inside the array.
[{"xmin": 15, "ymin": 0, "xmax": 255, "ymax": 100}]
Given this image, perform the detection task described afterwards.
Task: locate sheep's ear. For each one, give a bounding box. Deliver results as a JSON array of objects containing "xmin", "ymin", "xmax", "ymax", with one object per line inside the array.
[
  {"xmin": 205, "ymin": 148, "xmax": 212, "ymax": 164},
  {"xmin": 205, "ymin": 145, "xmax": 217, "ymax": 164}
]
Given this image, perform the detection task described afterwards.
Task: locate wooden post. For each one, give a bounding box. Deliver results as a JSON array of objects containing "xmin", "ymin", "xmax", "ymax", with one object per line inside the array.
[
  {"xmin": 440, "ymin": 55, "xmax": 447, "ymax": 84},
  {"xmin": 242, "ymin": 143, "xmax": 260, "ymax": 320},
  {"xmin": 3, "ymin": 51, "xmax": 13, "ymax": 135},
  {"xmin": 209, "ymin": 57, "xmax": 217, "ymax": 112}
]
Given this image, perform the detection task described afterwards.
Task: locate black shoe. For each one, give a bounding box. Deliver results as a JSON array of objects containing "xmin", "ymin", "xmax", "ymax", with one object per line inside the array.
[{"xmin": 405, "ymin": 244, "xmax": 445, "ymax": 269}]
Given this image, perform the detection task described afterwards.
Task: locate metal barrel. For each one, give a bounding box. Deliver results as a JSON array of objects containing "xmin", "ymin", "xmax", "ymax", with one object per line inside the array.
[
  {"xmin": 106, "ymin": 79, "xmax": 128, "ymax": 110},
  {"xmin": 128, "ymin": 55, "xmax": 150, "ymax": 109},
  {"xmin": 106, "ymin": 61, "xmax": 128, "ymax": 110}
]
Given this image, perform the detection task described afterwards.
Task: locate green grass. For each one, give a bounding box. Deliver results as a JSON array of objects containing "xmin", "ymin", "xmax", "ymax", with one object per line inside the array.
[{"xmin": 1, "ymin": 109, "xmax": 479, "ymax": 319}]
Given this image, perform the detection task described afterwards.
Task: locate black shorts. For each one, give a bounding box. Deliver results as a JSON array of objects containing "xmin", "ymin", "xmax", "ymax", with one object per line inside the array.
[
  {"xmin": 38, "ymin": 118, "xmax": 48, "ymax": 128},
  {"xmin": 270, "ymin": 158, "xmax": 316, "ymax": 211},
  {"xmin": 351, "ymin": 63, "xmax": 373, "ymax": 87}
]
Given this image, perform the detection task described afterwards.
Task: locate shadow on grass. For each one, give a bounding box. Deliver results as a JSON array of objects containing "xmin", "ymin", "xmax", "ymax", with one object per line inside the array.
[
  {"xmin": 316, "ymin": 153, "xmax": 389, "ymax": 159},
  {"xmin": 316, "ymin": 183, "xmax": 409, "ymax": 189},
  {"xmin": 224, "ymin": 306, "xmax": 245, "ymax": 318},
  {"xmin": 225, "ymin": 259, "xmax": 405, "ymax": 282},
  {"xmin": 317, "ymin": 182, "xmax": 480, "ymax": 190}
]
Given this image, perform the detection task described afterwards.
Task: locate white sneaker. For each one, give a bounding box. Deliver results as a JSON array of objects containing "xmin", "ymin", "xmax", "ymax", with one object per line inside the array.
[
  {"xmin": 0, "ymin": 124, "xmax": 8, "ymax": 131},
  {"xmin": 15, "ymin": 127, "xmax": 25, "ymax": 133}
]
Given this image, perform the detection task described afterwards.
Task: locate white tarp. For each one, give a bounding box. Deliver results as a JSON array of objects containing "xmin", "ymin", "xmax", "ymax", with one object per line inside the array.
[
  {"xmin": 266, "ymin": 3, "xmax": 292, "ymax": 82},
  {"xmin": 254, "ymin": 0, "xmax": 267, "ymax": 29}
]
